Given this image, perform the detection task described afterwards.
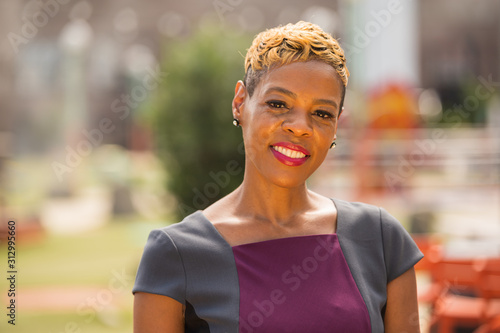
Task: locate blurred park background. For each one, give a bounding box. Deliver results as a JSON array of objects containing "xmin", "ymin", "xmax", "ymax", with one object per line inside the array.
[{"xmin": 0, "ymin": 0, "xmax": 499, "ymax": 332}]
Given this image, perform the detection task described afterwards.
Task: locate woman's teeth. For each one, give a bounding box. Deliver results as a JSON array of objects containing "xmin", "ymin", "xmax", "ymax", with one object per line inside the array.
[{"xmin": 272, "ymin": 146, "xmax": 306, "ymax": 159}]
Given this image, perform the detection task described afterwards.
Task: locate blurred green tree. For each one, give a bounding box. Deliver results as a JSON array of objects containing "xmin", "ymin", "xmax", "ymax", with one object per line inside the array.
[
  {"xmin": 145, "ymin": 25, "xmax": 251, "ymax": 220},
  {"xmin": 434, "ymin": 77, "xmax": 490, "ymax": 127}
]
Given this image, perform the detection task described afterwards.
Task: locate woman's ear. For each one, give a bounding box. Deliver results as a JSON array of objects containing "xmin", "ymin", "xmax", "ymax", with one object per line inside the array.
[{"xmin": 232, "ymin": 80, "xmax": 247, "ymax": 121}]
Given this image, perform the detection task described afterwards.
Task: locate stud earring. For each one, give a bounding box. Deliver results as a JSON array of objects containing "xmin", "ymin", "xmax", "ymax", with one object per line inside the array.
[
  {"xmin": 330, "ymin": 141, "xmax": 337, "ymax": 149},
  {"xmin": 233, "ymin": 118, "xmax": 240, "ymax": 127}
]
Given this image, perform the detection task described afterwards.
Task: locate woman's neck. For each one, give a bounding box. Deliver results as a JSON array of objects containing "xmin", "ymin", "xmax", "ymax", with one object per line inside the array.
[{"xmin": 230, "ymin": 176, "xmax": 314, "ymax": 228}]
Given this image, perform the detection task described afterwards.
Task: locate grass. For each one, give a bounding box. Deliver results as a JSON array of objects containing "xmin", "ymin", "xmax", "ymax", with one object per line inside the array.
[
  {"xmin": 0, "ymin": 309, "xmax": 133, "ymax": 333},
  {"xmin": 0, "ymin": 217, "xmax": 170, "ymax": 333}
]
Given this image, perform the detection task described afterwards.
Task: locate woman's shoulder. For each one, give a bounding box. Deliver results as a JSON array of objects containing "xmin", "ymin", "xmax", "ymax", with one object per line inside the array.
[
  {"xmin": 201, "ymin": 192, "xmax": 240, "ymax": 224},
  {"xmin": 154, "ymin": 210, "xmax": 212, "ymax": 239},
  {"xmin": 148, "ymin": 210, "xmax": 229, "ymax": 253},
  {"xmin": 332, "ymin": 198, "xmax": 381, "ymax": 221},
  {"xmin": 332, "ymin": 198, "xmax": 408, "ymax": 236}
]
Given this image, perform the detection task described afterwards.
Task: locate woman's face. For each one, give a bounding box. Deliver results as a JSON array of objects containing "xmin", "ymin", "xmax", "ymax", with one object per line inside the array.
[{"xmin": 233, "ymin": 60, "xmax": 344, "ymax": 188}]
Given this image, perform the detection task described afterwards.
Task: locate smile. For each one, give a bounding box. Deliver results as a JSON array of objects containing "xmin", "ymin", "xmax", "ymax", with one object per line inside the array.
[
  {"xmin": 272, "ymin": 146, "xmax": 307, "ymax": 159},
  {"xmin": 270, "ymin": 143, "xmax": 310, "ymax": 167}
]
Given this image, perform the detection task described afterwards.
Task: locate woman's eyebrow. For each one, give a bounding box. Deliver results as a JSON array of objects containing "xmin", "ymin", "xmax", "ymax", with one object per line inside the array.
[
  {"xmin": 264, "ymin": 86, "xmax": 338, "ymax": 109},
  {"xmin": 314, "ymin": 98, "xmax": 338, "ymax": 109},
  {"xmin": 264, "ymin": 86, "xmax": 297, "ymax": 99}
]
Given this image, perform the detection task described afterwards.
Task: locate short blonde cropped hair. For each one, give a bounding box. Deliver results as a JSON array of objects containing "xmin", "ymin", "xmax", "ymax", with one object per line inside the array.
[{"xmin": 243, "ymin": 21, "xmax": 349, "ymax": 101}]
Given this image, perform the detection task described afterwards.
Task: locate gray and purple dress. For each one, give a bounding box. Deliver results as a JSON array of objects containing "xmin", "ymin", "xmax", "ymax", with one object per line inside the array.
[{"xmin": 133, "ymin": 198, "xmax": 423, "ymax": 332}]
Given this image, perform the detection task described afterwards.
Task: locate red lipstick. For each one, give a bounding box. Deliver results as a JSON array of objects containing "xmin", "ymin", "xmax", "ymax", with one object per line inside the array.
[{"xmin": 270, "ymin": 142, "xmax": 310, "ymax": 167}]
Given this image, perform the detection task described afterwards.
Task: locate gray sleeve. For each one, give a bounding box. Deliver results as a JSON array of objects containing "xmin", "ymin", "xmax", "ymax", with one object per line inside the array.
[
  {"xmin": 132, "ymin": 229, "xmax": 186, "ymax": 305},
  {"xmin": 380, "ymin": 208, "xmax": 423, "ymax": 282}
]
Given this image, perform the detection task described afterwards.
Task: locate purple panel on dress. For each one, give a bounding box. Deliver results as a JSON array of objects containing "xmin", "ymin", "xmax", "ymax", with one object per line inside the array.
[{"xmin": 232, "ymin": 234, "xmax": 371, "ymax": 333}]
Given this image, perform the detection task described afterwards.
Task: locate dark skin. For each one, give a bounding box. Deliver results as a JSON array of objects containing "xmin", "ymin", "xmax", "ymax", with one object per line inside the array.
[
  {"xmin": 205, "ymin": 61, "xmax": 342, "ymax": 247},
  {"xmin": 134, "ymin": 60, "xmax": 420, "ymax": 332}
]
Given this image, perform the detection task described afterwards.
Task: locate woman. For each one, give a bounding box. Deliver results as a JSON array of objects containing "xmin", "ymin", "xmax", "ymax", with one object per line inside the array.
[{"xmin": 133, "ymin": 21, "xmax": 423, "ymax": 333}]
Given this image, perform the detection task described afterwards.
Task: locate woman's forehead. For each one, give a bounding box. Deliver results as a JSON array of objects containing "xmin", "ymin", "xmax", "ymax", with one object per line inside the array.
[{"xmin": 254, "ymin": 61, "xmax": 344, "ymax": 101}]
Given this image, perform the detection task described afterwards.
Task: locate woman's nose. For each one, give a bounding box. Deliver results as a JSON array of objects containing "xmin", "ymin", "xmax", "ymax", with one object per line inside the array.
[{"xmin": 282, "ymin": 110, "xmax": 312, "ymax": 137}]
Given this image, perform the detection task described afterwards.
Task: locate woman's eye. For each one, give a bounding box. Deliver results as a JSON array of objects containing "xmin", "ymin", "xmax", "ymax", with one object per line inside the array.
[
  {"xmin": 266, "ymin": 101, "xmax": 288, "ymax": 109},
  {"xmin": 315, "ymin": 110, "xmax": 334, "ymax": 119}
]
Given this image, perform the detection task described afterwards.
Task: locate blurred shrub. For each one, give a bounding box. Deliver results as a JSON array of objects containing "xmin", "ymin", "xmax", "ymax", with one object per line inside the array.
[
  {"xmin": 434, "ymin": 77, "xmax": 489, "ymax": 126},
  {"xmin": 144, "ymin": 25, "xmax": 251, "ymax": 220}
]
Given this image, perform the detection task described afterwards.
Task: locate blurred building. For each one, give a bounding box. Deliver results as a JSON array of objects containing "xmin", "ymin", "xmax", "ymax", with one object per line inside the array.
[
  {"xmin": 1, "ymin": 0, "xmax": 498, "ymax": 155},
  {"xmin": 0, "ymin": 0, "xmax": 346, "ymax": 156},
  {"xmin": 0, "ymin": 0, "xmax": 499, "ymax": 231}
]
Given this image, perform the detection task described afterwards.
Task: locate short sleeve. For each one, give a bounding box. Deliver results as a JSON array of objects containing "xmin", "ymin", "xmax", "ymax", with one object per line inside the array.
[
  {"xmin": 380, "ymin": 208, "xmax": 423, "ymax": 282},
  {"xmin": 132, "ymin": 229, "xmax": 186, "ymax": 304}
]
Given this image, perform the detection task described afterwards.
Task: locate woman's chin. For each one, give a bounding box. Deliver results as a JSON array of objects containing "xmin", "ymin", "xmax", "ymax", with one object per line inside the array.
[{"xmin": 264, "ymin": 172, "xmax": 310, "ymax": 189}]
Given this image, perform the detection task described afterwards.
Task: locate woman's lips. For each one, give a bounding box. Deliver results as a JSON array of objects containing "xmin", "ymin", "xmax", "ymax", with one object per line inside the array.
[{"xmin": 270, "ymin": 142, "xmax": 310, "ymax": 166}]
